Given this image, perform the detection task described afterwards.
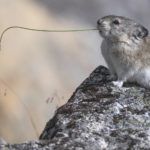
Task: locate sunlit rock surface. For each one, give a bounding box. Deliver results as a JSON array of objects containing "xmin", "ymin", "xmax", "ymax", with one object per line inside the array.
[{"xmin": 2, "ymin": 66, "xmax": 150, "ymax": 150}]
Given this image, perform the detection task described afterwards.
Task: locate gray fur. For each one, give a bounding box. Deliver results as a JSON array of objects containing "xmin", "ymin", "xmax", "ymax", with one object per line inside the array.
[{"xmin": 97, "ymin": 15, "xmax": 150, "ymax": 88}]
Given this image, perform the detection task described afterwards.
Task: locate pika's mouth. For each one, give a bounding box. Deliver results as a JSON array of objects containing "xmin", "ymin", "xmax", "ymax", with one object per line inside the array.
[
  {"xmin": 97, "ymin": 19, "xmax": 110, "ymax": 38},
  {"xmin": 98, "ymin": 29, "xmax": 103, "ymax": 35},
  {"xmin": 97, "ymin": 22, "xmax": 106, "ymax": 34},
  {"xmin": 97, "ymin": 24, "xmax": 106, "ymax": 35}
]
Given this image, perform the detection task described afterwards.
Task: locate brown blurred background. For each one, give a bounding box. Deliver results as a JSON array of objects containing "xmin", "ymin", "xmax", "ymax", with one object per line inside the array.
[{"xmin": 0, "ymin": 0, "xmax": 150, "ymax": 143}]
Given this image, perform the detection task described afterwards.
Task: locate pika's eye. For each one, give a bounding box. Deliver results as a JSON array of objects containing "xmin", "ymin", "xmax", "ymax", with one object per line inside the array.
[{"xmin": 113, "ymin": 19, "xmax": 120, "ymax": 25}]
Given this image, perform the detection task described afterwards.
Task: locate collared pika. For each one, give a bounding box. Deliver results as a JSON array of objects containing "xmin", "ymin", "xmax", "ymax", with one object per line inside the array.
[{"xmin": 97, "ymin": 15, "xmax": 150, "ymax": 88}]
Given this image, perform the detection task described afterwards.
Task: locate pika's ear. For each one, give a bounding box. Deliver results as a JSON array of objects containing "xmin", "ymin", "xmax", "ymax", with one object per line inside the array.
[{"xmin": 133, "ymin": 25, "xmax": 149, "ymax": 39}]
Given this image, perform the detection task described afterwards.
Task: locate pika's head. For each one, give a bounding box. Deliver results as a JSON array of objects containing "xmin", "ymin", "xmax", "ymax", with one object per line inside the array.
[{"xmin": 97, "ymin": 15, "xmax": 148, "ymax": 42}]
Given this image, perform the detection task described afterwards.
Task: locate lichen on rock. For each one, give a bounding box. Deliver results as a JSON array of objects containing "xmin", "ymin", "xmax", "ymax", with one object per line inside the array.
[{"xmin": 2, "ymin": 66, "xmax": 150, "ymax": 150}]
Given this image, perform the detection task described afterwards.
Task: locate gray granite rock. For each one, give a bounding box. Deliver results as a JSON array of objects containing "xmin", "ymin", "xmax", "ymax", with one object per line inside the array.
[{"xmin": 2, "ymin": 66, "xmax": 150, "ymax": 150}]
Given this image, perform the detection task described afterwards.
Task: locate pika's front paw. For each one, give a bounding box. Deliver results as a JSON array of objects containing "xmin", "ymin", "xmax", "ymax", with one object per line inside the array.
[
  {"xmin": 112, "ymin": 80, "xmax": 123, "ymax": 88},
  {"xmin": 111, "ymin": 81, "xmax": 130, "ymax": 92}
]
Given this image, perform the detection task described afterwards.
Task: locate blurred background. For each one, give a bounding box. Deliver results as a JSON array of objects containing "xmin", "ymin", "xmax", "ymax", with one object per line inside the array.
[{"xmin": 0, "ymin": 0, "xmax": 150, "ymax": 143}]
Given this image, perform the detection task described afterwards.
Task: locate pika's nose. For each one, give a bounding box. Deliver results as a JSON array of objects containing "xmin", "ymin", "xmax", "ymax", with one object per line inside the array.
[
  {"xmin": 97, "ymin": 19, "xmax": 101, "ymax": 25},
  {"xmin": 97, "ymin": 19, "xmax": 103, "ymax": 25}
]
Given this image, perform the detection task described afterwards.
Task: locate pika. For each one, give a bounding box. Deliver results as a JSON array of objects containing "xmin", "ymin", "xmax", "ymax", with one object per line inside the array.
[{"xmin": 97, "ymin": 15, "xmax": 150, "ymax": 88}]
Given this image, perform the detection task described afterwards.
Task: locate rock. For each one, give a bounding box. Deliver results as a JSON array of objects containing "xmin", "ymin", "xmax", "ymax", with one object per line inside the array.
[
  {"xmin": 3, "ymin": 66, "xmax": 150, "ymax": 150},
  {"xmin": 0, "ymin": 137, "xmax": 7, "ymax": 150}
]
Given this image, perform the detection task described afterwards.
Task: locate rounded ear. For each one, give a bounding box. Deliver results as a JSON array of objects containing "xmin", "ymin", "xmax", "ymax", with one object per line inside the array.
[{"xmin": 133, "ymin": 25, "xmax": 149, "ymax": 39}]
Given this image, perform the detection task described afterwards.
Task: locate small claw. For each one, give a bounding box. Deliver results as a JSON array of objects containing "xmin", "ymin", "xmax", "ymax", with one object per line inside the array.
[
  {"xmin": 112, "ymin": 81, "xmax": 123, "ymax": 88},
  {"xmin": 112, "ymin": 80, "xmax": 131, "ymax": 91}
]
